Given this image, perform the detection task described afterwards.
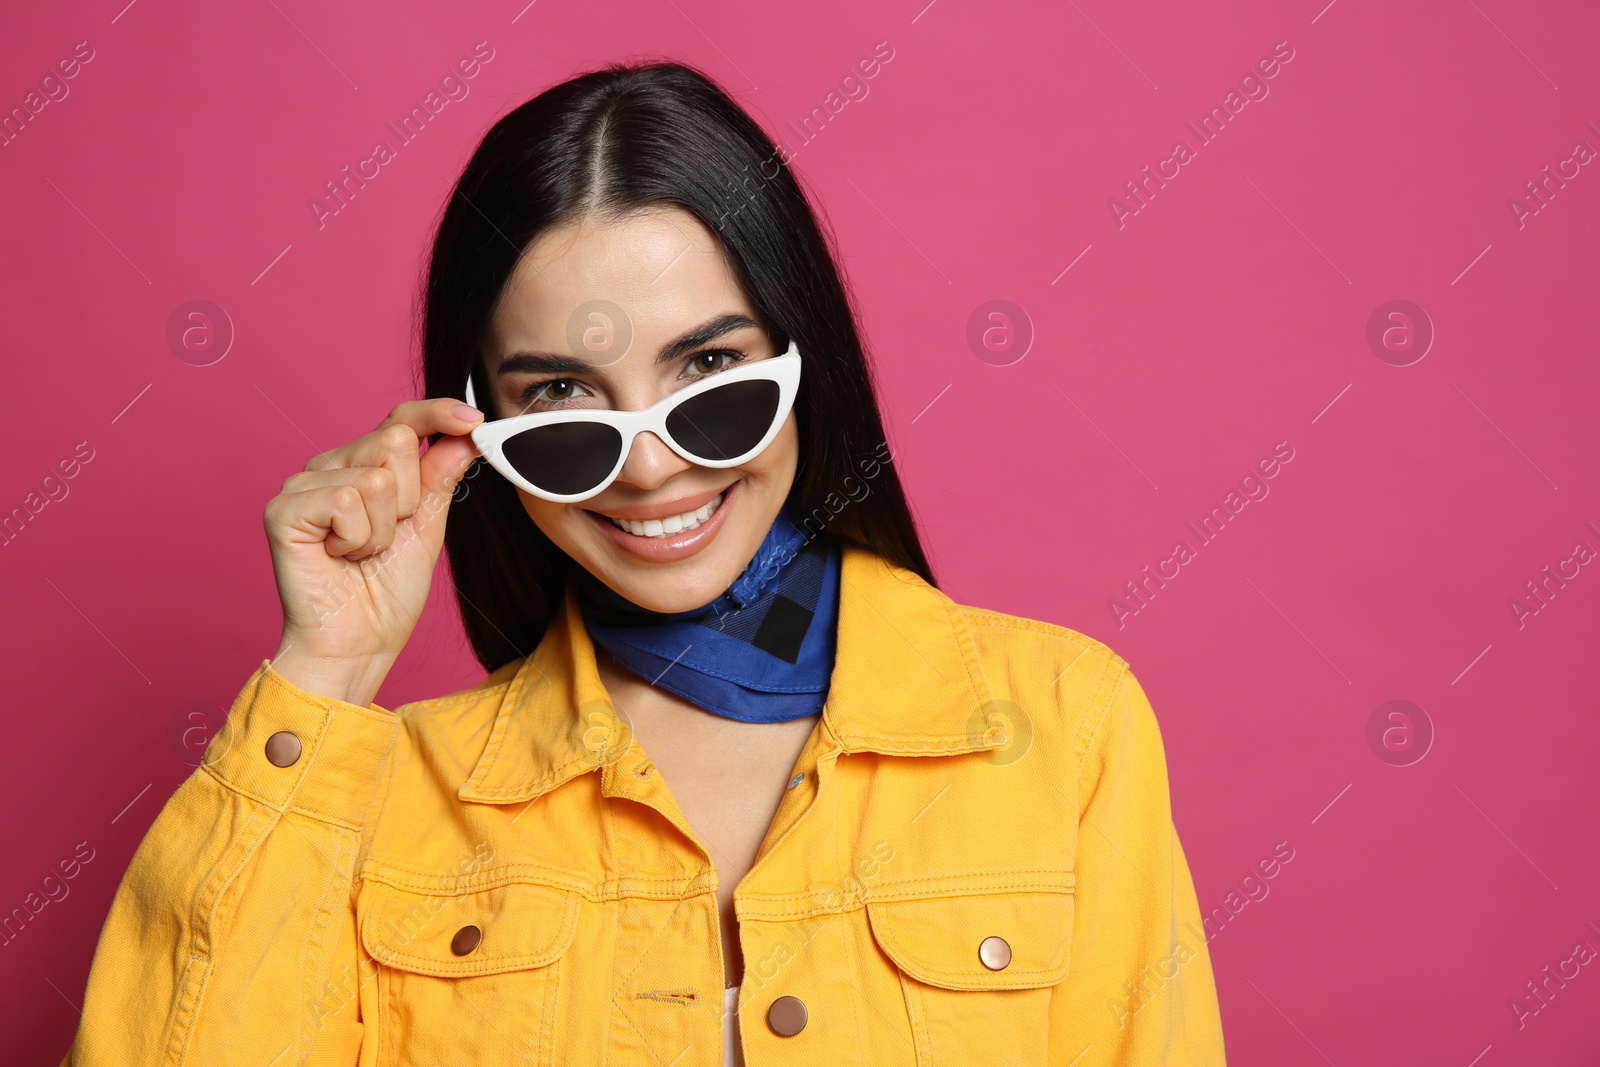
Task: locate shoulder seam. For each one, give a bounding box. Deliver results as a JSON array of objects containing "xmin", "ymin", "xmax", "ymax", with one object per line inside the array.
[
  {"xmin": 959, "ymin": 607, "xmax": 1105, "ymax": 647},
  {"xmin": 1072, "ymin": 655, "xmax": 1133, "ymax": 813},
  {"xmin": 956, "ymin": 606, "xmax": 1131, "ymax": 675}
]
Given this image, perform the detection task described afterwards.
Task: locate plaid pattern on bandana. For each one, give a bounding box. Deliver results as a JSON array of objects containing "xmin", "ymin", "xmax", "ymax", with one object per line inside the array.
[{"xmin": 694, "ymin": 534, "xmax": 829, "ymax": 664}]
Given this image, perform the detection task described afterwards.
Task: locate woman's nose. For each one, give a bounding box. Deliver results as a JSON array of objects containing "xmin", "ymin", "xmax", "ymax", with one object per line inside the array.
[{"xmin": 614, "ymin": 430, "xmax": 691, "ymax": 490}]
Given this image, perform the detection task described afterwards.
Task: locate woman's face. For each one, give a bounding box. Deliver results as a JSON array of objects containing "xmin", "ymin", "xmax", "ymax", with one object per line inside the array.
[{"xmin": 482, "ymin": 206, "xmax": 798, "ymax": 613}]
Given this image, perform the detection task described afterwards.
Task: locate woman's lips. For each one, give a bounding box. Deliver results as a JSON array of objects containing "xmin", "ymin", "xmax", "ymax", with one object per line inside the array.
[
  {"xmin": 590, "ymin": 485, "xmax": 723, "ymax": 523},
  {"xmin": 583, "ymin": 480, "xmax": 737, "ymax": 562}
]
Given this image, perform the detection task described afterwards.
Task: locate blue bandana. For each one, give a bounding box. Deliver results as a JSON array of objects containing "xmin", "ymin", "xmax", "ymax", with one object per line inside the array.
[{"xmin": 573, "ymin": 500, "xmax": 841, "ymax": 723}]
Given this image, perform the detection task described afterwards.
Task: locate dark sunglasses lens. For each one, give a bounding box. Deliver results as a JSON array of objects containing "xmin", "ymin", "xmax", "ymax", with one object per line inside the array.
[
  {"xmin": 665, "ymin": 379, "xmax": 782, "ymax": 461},
  {"xmin": 501, "ymin": 422, "xmax": 624, "ymax": 496}
]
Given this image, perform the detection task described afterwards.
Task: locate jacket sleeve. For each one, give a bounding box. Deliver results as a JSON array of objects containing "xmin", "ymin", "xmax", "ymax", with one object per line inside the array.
[
  {"xmin": 62, "ymin": 660, "xmax": 398, "ymax": 1067},
  {"xmin": 1048, "ymin": 659, "xmax": 1227, "ymax": 1065}
]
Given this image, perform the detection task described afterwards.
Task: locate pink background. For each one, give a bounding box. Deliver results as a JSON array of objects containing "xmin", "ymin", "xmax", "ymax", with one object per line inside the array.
[{"xmin": 4, "ymin": 0, "xmax": 1598, "ymax": 1062}]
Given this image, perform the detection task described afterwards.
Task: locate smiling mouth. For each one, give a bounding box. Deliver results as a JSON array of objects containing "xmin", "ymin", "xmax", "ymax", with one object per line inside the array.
[{"xmin": 599, "ymin": 492, "xmax": 726, "ymax": 539}]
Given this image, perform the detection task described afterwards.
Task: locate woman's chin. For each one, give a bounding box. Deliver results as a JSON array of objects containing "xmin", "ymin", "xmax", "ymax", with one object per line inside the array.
[{"xmin": 591, "ymin": 541, "xmax": 752, "ymax": 612}]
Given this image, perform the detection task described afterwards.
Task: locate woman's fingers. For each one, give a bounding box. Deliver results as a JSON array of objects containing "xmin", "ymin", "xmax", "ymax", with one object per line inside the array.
[
  {"xmin": 262, "ymin": 398, "xmax": 485, "ymax": 681},
  {"xmin": 376, "ymin": 399, "xmax": 485, "ymax": 553},
  {"xmin": 418, "ymin": 430, "xmax": 481, "ymax": 506},
  {"xmin": 382, "ymin": 398, "xmax": 485, "ymax": 449},
  {"xmin": 266, "ymin": 482, "xmax": 374, "ymax": 557},
  {"xmin": 305, "ymin": 398, "xmax": 483, "ymax": 519},
  {"xmin": 405, "ymin": 434, "xmax": 481, "ymax": 559},
  {"xmin": 279, "ymin": 466, "xmax": 399, "ymax": 560},
  {"xmin": 373, "ymin": 423, "xmax": 422, "ymax": 519}
]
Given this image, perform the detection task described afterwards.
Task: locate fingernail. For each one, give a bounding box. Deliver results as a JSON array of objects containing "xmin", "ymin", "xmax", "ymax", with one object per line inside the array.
[{"xmin": 454, "ymin": 404, "xmax": 483, "ymax": 422}]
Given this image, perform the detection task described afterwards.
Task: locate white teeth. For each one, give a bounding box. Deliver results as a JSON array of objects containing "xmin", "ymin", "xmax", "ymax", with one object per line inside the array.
[{"xmin": 607, "ymin": 492, "xmax": 724, "ymax": 539}]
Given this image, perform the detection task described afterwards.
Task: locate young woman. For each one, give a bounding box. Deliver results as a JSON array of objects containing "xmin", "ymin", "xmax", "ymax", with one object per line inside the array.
[{"xmin": 64, "ymin": 63, "xmax": 1225, "ymax": 1066}]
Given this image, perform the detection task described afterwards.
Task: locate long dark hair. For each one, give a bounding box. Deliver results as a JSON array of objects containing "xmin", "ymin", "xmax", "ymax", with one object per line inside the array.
[{"xmin": 418, "ymin": 60, "xmax": 935, "ymax": 674}]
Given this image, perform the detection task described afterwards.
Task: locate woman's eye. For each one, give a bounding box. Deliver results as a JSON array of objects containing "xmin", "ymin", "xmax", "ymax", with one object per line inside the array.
[
  {"xmin": 687, "ymin": 349, "xmax": 745, "ymax": 376},
  {"xmin": 520, "ymin": 379, "xmax": 590, "ymax": 406}
]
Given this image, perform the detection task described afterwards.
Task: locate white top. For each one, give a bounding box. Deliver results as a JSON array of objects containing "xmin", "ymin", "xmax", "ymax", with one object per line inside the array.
[{"xmin": 724, "ymin": 984, "xmax": 745, "ymax": 1067}]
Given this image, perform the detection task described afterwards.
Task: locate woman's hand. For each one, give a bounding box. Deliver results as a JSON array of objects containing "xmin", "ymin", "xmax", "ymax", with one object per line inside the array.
[{"xmin": 263, "ymin": 399, "xmax": 485, "ymax": 707}]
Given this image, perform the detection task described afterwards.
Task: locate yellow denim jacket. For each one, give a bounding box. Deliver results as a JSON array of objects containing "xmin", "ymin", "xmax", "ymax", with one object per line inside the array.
[{"xmin": 64, "ymin": 543, "xmax": 1226, "ymax": 1066}]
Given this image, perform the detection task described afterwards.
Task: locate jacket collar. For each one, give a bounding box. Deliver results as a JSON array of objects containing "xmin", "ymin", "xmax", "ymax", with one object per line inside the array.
[{"xmin": 458, "ymin": 540, "xmax": 997, "ymax": 806}]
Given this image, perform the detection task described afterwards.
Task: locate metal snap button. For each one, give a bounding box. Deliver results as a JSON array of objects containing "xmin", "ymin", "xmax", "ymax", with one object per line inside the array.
[
  {"xmin": 766, "ymin": 994, "xmax": 807, "ymax": 1036},
  {"xmin": 787, "ymin": 772, "xmax": 804, "ymax": 789},
  {"xmin": 979, "ymin": 935, "xmax": 1012, "ymax": 971},
  {"xmin": 451, "ymin": 925, "xmax": 482, "ymax": 956},
  {"xmin": 264, "ymin": 731, "xmax": 302, "ymax": 767}
]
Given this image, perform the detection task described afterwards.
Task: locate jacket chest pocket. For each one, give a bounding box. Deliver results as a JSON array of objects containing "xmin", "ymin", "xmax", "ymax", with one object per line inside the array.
[
  {"xmin": 359, "ymin": 880, "xmax": 580, "ymax": 1067},
  {"xmin": 866, "ymin": 886, "xmax": 1075, "ymax": 1067}
]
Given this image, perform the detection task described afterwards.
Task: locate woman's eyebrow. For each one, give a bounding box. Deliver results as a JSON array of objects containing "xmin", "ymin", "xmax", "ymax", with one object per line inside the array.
[
  {"xmin": 496, "ymin": 351, "xmax": 590, "ymax": 376},
  {"xmin": 655, "ymin": 314, "xmax": 761, "ymax": 364},
  {"xmin": 495, "ymin": 313, "xmax": 761, "ymax": 378}
]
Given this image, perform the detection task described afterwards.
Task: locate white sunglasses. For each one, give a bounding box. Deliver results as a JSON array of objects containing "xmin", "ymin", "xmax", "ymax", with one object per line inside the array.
[{"xmin": 464, "ymin": 341, "xmax": 801, "ymax": 503}]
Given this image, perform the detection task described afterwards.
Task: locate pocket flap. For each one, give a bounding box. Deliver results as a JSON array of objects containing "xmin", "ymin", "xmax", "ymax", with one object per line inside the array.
[
  {"xmin": 359, "ymin": 880, "xmax": 580, "ymax": 978},
  {"xmin": 866, "ymin": 888, "xmax": 1074, "ymax": 990}
]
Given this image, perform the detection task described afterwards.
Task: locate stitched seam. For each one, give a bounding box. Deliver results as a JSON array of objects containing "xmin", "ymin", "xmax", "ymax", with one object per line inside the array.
[
  {"xmin": 738, "ymin": 885, "xmax": 1075, "ymax": 921},
  {"xmin": 616, "ymin": 991, "xmax": 673, "ymax": 1067},
  {"xmin": 1075, "ymin": 659, "xmax": 1132, "ymax": 816},
  {"xmin": 355, "ymin": 863, "xmax": 715, "ymax": 901},
  {"xmin": 159, "ymin": 953, "xmax": 207, "ymax": 1067},
  {"xmin": 198, "ymin": 698, "xmax": 346, "ymax": 823},
  {"xmin": 611, "ymin": 892, "xmax": 708, "ymax": 1067},
  {"xmin": 359, "ymin": 859, "xmax": 594, "ymax": 891},
  {"xmin": 960, "ymin": 611, "xmax": 1100, "ymax": 642},
  {"xmin": 380, "ymin": 959, "xmax": 395, "ymax": 1067},
  {"xmin": 162, "ymin": 797, "xmax": 278, "ymax": 1064},
  {"xmin": 463, "ymin": 747, "xmax": 606, "ymax": 800},
  {"xmin": 617, "ymin": 888, "xmax": 696, "ymax": 1006},
  {"xmin": 732, "ymin": 749, "xmax": 828, "ymax": 910},
  {"xmin": 899, "ymin": 968, "xmax": 934, "ymax": 1066},
  {"xmin": 837, "ymin": 893, "xmax": 876, "ymax": 1067},
  {"xmin": 872, "ymin": 873, "xmax": 1076, "ymax": 894},
  {"xmin": 258, "ymin": 664, "xmax": 402, "ymax": 730},
  {"xmin": 463, "ymin": 708, "xmax": 514, "ymax": 792},
  {"xmin": 832, "ymin": 734, "xmax": 991, "ymax": 754},
  {"xmin": 294, "ymin": 828, "xmax": 351, "ymax": 1059},
  {"xmin": 1074, "ymin": 653, "xmax": 1127, "ymax": 774},
  {"xmin": 257, "ymin": 662, "xmax": 337, "ymax": 718},
  {"xmin": 602, "ymin": 897, "xmax": 621, "ymax": 1067},
  {"xmin": 943, "ymin": 593, "xmax": 995, "ymax": 715},
  {"xmin": 358, "ymin": 718, "xmax": 401, "ymax": 873},
  {"xmin": 458, "ymin": 669, "xmax": 535, "ymax": 797},
  {"xmin": 287, "ymin": 802, "xmax": 367, "ymax": 832},
  {"xmin": 738, "ymin": 870, "xmax": 1075, "ymax": 912},
  {"xmin": 739, "ymin": 898, "xmax": 1063, "ymax": 923},
  {"xmin": 536, "ymin": 951, "xmax": 563, "ymax": 1067},
  {"xmin": 597, "ymin": 752, "xmax": 621, "ymax": 915},
  {"xmin": 195, "ymin": 765, "xmax": 368, "ymax": 833}
]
